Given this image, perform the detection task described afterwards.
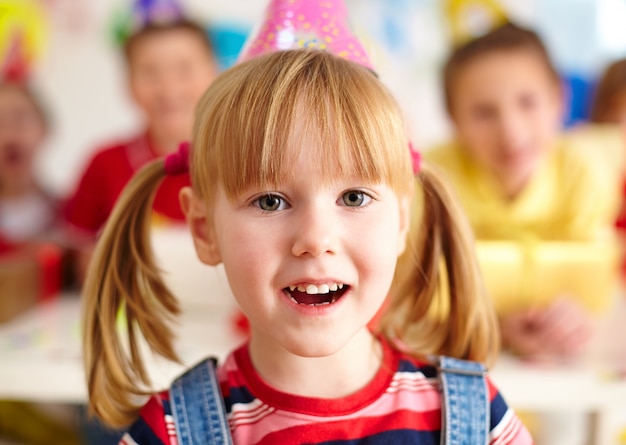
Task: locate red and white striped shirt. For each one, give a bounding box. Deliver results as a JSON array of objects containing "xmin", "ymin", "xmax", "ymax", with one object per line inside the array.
[{"xmin": 121, "ymin": 340, "xmax": 533, "ymax": 444}]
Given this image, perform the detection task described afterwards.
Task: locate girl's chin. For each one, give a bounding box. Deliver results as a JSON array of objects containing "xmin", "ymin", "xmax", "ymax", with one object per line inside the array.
[
  {"xmin": 270, "ymin": 325, "xmax": 375, "ymax": 360},
  {"xmin": 281, "ymin": 336, "xmax": 353, "ymax": 359}
]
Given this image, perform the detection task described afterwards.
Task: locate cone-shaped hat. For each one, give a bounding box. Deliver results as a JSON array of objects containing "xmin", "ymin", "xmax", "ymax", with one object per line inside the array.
[
  {"xmin": 240, "ymin": 0, "xmax": 374, "ymax": 71},
  {"xmin": 2, "ymin": 31, "xmax": 29, "ymax": 83}
]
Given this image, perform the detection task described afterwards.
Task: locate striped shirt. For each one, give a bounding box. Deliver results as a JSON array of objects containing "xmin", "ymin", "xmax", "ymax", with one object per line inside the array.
[{"xmin": 121, "ymin": 341, "xmax": 533, "ymax": 444}]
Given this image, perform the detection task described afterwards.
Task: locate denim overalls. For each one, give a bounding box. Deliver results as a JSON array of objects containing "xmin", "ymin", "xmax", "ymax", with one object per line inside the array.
[{"xmin": 170, "ymin": 356, "xmax": 489, "ymax": 445}]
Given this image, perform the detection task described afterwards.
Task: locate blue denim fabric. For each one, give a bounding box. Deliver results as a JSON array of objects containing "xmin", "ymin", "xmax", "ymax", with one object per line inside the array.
[
  {"xmin": 169, "ymin": 358, "xmax": 233, "ymax": 445},
  {"xmin": 437, "ymin": 356, "xmax": 489, "ymax": 445}
]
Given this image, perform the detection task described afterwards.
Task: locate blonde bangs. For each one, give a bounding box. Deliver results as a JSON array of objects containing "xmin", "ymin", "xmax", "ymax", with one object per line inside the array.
[{"xmin": 191, "ymin": 49, "xmax": 413, "ymax": 201}]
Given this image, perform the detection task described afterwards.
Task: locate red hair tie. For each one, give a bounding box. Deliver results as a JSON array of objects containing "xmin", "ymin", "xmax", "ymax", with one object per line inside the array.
[
  {"xmin": 409, "ymin": 141, "xmax": 421, "ymax": 174},
  {"xmin": 165, "ymin": 141, "xmax": 190, "ymax": 176}
]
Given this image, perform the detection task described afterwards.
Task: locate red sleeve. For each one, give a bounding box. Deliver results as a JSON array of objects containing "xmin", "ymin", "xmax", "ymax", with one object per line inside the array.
[{"xmin": 64, "ymin": 146, "xmax": 132, "ymax": 236}]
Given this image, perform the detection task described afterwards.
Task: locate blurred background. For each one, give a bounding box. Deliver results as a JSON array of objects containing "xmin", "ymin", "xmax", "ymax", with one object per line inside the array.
[{"xmin": 14, "ymin": 0, "xmax": 626, "ymax": 200}]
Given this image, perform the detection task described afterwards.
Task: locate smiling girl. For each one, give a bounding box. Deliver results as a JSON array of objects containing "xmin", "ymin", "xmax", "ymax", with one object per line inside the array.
[{"xmin": 83, "ymin": 47, "xmax": 531, "ymax": 444}]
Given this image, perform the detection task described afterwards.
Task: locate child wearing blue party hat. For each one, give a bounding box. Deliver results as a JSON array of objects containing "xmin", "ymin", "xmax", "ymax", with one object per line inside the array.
[{"xmin": 64, "ymin": 0, "xmax": 219, "ymax": 282}]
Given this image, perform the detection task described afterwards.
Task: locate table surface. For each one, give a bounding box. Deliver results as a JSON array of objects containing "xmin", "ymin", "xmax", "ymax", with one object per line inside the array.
[{"xmin": 0, "ymin": 293, "xmax": 244, "ymax": 404}]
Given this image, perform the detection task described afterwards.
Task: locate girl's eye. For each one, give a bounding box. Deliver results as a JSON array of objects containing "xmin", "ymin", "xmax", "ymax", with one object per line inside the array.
[
  {"xmin": 256, "ymin": 194, "xmax": 285, "ymax": 211},
  {"xmin": 341, "ymin": 190, "xmax": 370, "ymax": 207}
]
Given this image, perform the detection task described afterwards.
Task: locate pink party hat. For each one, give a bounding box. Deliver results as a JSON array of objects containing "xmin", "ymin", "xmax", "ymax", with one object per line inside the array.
[{"xmin": 240, "ymin": 0, "xmax": 374, "ymax": 71}]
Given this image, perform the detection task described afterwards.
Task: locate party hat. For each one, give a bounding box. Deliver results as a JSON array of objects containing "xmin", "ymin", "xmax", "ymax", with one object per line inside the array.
[
  {"xmin": 133, "ymin": 0, "xmax": 183, "ymax": 26},
  {"xmin": 239, "ymin": 0, "xmax": 374, "ymax": 71},
  {"xmin": 445, "ymin": 0, "xmax": 508, "ymax": 46},
  {"xmin": 1, "ymin": 30, "xmax": 29, "ymax": 83},
  {"xmin": 112, "ymin": 0, "xmax": 184, "ymax": 45}
]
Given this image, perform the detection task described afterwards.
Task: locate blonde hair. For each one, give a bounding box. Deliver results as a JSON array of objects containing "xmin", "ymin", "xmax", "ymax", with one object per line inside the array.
[
  {"xmin": 83, "ymin": 49, "xmax": 496, "ymax": 428},
  {"xmin": 190, "ymin": 49, "xmax": 412, "ymax": 202},
  {"xmin": 383, "ymin": 166, "xmax": 500, "ymax": 366}
]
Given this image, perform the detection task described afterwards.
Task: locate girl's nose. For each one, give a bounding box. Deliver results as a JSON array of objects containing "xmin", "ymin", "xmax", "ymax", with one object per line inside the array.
[{"xmin": 291, "ymin": 207, "xmax": 339, "ymax": 258}]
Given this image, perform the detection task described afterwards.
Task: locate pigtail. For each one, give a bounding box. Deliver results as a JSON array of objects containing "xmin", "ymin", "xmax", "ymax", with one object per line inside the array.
[
  {"xmin": 82, "ymin": 159, "xmax": 180, "ymax": 427},
  {"xmin": 384, "ymin": 163, "xmax": 499, "ymax": 366}
]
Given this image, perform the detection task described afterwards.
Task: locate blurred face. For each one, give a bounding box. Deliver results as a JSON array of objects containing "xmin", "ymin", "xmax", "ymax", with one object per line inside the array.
[
  {"xmin": 449, "ymin": 50, "xmax": 563, "ymax": 198},
  {"xmin": 194, "ymin": 130, "xmax": 410, "ymax": 361},
  {"xmin": 0, "ymin": 86, "xmax": 46, "ymax": 190},
  {"xmin": 128, "ymin": 29, "xmax": 218, "ymax": 145}
]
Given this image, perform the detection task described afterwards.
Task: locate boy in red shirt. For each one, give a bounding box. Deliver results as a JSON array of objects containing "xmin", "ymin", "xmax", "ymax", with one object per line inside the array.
[{"xmin": 64, "ymin": 18, "xmax": 219, "ymax": 279}]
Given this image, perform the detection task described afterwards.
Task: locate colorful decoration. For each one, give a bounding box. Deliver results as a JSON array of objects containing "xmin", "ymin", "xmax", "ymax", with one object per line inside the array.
[
  {"xmin": 444, "ymin": 0, "xmax": 508, "ymax": 46},
  {"xmin": 0, "ymin": 0, "xmax": 47, "ymax": 81},
  {"xmin": 239, "ymin": 0, "xmax": 374, "ymax": 71},
  {"xmin": 209, "ymin": 23, "xmax": 252, "ymax": 71}
]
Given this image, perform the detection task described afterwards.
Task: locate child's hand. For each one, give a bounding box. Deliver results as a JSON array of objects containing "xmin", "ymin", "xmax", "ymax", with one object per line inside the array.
[{"xmin": 500, "ymin": 298, "xmax": 594, "ymax": 361}]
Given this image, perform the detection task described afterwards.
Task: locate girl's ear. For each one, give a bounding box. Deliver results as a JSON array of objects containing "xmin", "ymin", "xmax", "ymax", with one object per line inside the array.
[
  {"xmin": 397, "ymin": 194, "xmax": 412, "ymax": 256},
  {"xmin": 179, "ymin": 187, "xmax": 222, "ymax": 266}
]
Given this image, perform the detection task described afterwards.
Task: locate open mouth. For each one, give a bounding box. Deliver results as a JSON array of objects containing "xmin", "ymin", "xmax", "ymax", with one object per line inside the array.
[{"xmin": 284, "ymin": 283, "xmax": 349, "ymax": 307}]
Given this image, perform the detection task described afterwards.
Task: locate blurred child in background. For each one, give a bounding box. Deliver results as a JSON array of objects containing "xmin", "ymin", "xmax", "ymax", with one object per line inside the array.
[
  {"xmin": 422, "ymin": 21, "xmax": 621, "ymax": 445},
  {"xmin": 0, "ymin": 70, "xmax": 79, "ymax": 445},
  {"xmin": 64, "ymin": 16, "xmax": 219, "ymax": 281},
  {"xmin": 425, "ymin": 22, "xmax": 619, "ymax": 361}
]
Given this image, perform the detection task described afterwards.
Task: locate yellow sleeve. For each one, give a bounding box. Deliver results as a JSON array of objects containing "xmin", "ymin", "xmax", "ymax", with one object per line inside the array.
[{"xmin": 558, "ymin": 137, "xmax": 621, "ymax": 241}]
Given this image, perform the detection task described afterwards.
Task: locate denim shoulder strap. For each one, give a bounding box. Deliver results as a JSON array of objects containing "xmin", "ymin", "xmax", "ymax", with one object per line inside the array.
[
  {"xmin": 169, "ymin": 357, "xmax": 234, "ymax": 445},
  {"xmin": 436, "ymin": 356, "xmax": 489, "ymax": 445}
]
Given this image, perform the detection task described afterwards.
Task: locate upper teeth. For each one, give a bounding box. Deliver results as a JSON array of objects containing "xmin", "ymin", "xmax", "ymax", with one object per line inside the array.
[{"xmin": 288, "ymin": 283, "xmax": 344, "ymax": 294}]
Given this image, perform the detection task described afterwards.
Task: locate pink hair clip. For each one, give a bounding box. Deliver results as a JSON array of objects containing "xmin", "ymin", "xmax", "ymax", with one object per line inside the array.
[
  {"xmin": 409, "ymin": 141, "xmax": 421, "ymax": 174},
  {"xmin": 164, "ymin": 141, "xmax": 190, "ymax": 176}
]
